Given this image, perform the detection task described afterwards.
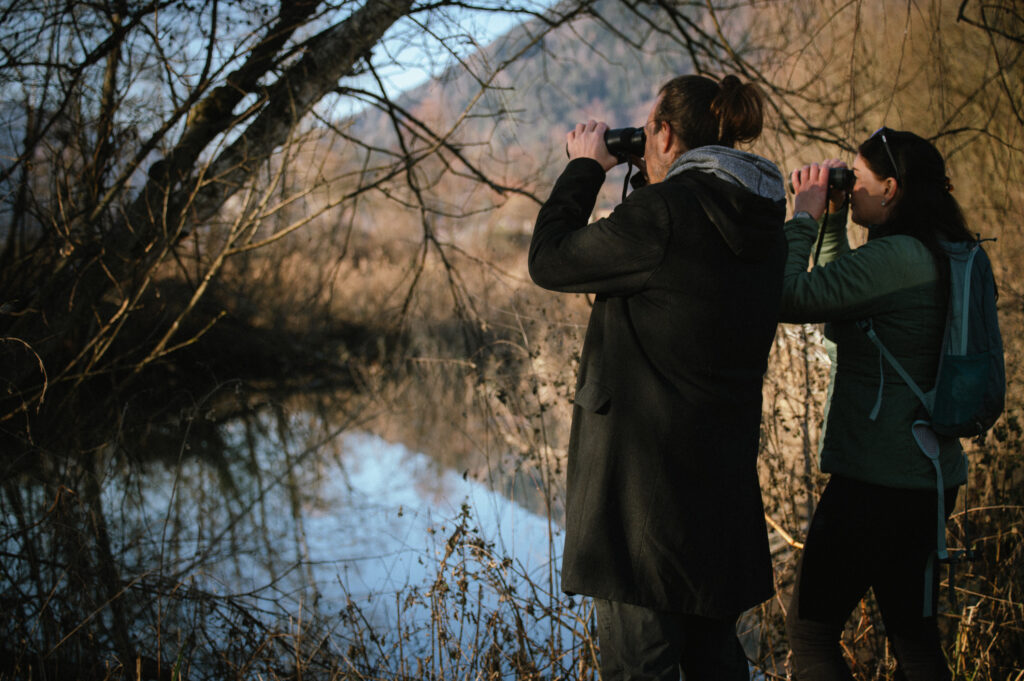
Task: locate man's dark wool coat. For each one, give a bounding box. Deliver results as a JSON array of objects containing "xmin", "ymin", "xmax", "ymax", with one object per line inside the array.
[{"xmin": 529, "ymin": 156, "xmax": 786, "ymax": 617}]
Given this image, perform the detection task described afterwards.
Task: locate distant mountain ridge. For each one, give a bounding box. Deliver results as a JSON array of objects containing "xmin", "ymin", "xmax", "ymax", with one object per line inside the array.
[{"xmin": 351, "ymin": 3, "xmax": 697, "ymax": 189}]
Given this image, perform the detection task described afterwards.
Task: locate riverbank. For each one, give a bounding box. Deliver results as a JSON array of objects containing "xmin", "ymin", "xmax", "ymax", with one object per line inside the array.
[{"xmin": 3, "ymin": 223, "xmax": 1023, "ymax": 679}]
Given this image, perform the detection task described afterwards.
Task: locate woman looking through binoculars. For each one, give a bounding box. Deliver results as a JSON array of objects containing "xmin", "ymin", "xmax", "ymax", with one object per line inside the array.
[{"xmin": 782, "ymin": 129, "xmax": 975, "ymax": 680}]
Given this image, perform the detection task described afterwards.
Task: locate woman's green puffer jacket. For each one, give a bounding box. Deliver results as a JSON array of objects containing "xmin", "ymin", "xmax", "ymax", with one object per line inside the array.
[{"xmin": 780, "ymin": 210, "xmax": 966, "ymax": 490}]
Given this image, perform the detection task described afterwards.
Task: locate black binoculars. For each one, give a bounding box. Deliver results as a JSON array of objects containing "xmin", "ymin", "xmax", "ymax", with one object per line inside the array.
[
  {"xmin": 565, "ymin": 127, "xmax": 647, "ymax": 160},
  {"xmin": 826, "ymin": 167, "xmax": 854, "ymax": 191},
  {"xmin": 604, "ymin": 127, "xmax": 646, "ymax": 160},
  {"xmin": 788, "ymin": 167, "xmax": 855, "ymax": 193}
]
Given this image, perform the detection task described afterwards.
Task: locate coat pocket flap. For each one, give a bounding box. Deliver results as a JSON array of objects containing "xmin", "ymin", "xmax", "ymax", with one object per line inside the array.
[{"xmin": 573, "ymin": 382, "xmax": 611, "ymax": 413}]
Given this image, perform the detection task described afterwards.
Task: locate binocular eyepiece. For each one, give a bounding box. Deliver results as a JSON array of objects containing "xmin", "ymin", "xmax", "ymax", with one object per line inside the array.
[
  {"xmin": 565, "ymin": 127, "xmax": 647, "ymax": 160},
  {"xmin": 827, "ymin": 167, "xmax": 854, "ymax": 191},
  {"xmin": 604, "ymin": 127, "xmax": 646, "ymax": 160},
  {"xmin": 788, "ymin": 167, "xmax": 855, "ymax": 193}
]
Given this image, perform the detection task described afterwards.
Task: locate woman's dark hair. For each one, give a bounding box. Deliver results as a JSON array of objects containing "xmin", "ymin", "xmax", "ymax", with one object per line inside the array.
[
  {"xmin": 860, "ymin": 129, "xmax": 975, "ymax": 291},
  {"xmin": 655, "ymin": 74, "xmax": 764, "ymax": 150},
  {"xmin": 859, "ymin": 129, "xmax": 974, "ymax": 251}
]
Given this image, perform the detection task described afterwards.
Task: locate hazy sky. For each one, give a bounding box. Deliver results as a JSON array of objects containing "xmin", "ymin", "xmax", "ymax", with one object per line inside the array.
[{"xmin": 374, "ymin": 5, "xmax": 548, "ymax": 96}]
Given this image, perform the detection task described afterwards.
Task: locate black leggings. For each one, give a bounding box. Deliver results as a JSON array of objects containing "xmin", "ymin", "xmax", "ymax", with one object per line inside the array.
[{"xmin": 786, "ymin": 475, "xmax": 957, "ymax": 681}]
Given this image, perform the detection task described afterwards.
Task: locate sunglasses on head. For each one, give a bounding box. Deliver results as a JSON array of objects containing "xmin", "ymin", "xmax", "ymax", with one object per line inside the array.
[{"xmin": 872, "ymin": 126, "xmax": 902, "ymax": 184}]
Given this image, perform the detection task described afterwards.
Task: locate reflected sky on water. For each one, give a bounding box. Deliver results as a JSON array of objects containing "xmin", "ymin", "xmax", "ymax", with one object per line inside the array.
[
  {"xmin": 108, "ymin": 426, "xmax": 566, "ymax": 640},
  {"xmin": 300, "ymin": 432, "xmax": 562, "ymax": 604}
]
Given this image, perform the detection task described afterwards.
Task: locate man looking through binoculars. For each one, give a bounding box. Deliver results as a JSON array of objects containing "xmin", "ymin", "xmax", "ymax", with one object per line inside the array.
[{"xmin": 529, "ymin": 74, "xmax": 787, "ymax": 680}]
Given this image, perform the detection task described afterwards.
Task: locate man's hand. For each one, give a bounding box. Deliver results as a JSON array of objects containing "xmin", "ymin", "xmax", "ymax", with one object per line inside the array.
[{"xmin": 567, "ymin": 120, "xmax": 619, "ymax": 172}]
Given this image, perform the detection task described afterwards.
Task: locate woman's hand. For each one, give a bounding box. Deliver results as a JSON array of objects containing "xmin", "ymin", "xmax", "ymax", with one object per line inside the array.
[
  {"xmin": 790, "ymin": 158, "xmax": 847, "ymax": 220},
  {"xmin": 566, "ymin": 120, "xmax": 619, "ymax": 172}
]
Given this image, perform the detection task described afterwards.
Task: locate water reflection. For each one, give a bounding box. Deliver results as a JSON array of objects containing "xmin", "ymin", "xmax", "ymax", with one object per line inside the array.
[
  {"xmin": 300, "ymin": 433, "xmax": 562, "ymax": 606},
  {"xmin": 110, "ymin": 424, "xmax": 563, "ymax": 637}
]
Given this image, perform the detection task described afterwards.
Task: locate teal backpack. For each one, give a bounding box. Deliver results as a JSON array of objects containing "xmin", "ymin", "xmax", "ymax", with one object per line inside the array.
[
  {"xmin": 859, "ymin": 238, "xmax": 1005, "ymax": 437},
  {"xmin": 858, "ymin": 237, "xmax": 1005, "ymax": 615}
]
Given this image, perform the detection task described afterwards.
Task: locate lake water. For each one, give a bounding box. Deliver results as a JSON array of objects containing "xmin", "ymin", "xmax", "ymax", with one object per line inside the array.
[
  {"xmin": 4, "ymin": 417, "xmax": 771, "ymax": 678},
  {"xmin": 103, "ymin": 425, "xmax": 576, "ymax": 670},
  {"xmin": 257, "ymin": 431, "xmax": 564, "ymax": 611}
]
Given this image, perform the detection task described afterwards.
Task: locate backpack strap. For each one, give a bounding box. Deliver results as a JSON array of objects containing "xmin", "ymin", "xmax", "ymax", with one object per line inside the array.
[
  {"xmin": 856, "ymin": 318, "xmax": 935, "ymax": 418},
  {"xmin": 912, "ymin": 421, "xmax": 948, "ymax": 617},
  {"xmin": 953, "ymin": 244, "xmax": 981, "ymax": 354},
  {"xmin": 857, "ymin": 319, "xmax": 949, "ymax": 617}
]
